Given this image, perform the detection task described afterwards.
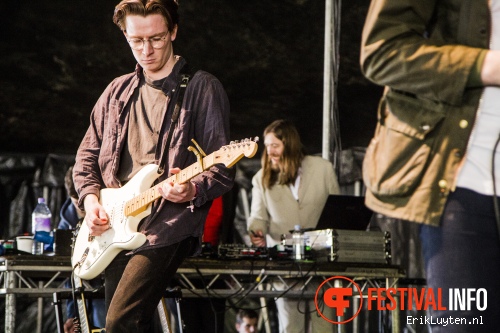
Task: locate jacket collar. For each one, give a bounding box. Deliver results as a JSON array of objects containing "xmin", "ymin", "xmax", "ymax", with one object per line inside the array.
[{"xmin": 133, "ymin": 57, "xmax": 188, "ymax": 98}]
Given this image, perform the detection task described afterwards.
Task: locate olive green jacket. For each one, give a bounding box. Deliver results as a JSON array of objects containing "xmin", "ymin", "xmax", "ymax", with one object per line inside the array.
[{"xmin": 360, "ymin": 0, "xmax": 490, "ymax": 226}]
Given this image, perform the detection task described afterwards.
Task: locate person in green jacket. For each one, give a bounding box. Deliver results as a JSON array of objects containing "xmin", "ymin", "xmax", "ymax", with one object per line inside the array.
[{"xmin": 361, "ymin": 1, "xmax": 500, "ymax": 332}]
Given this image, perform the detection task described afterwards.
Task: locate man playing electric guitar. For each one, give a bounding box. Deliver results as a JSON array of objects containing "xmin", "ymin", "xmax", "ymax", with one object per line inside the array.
[
  {"xmin": 73, "ymin": 1, "xmax": 238, "ymax": 331},
  {"xmin": 72, "ymin": 140, "xmax": 257, "ymax": 280}
]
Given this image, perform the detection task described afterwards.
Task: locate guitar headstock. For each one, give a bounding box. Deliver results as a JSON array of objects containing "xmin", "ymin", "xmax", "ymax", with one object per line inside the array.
[{"xmin": 214, "ymin": 137, "xmax": 259, "ymax": 168}]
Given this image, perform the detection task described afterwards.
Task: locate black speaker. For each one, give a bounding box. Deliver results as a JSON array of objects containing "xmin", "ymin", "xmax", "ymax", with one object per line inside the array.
[{"xmin": 54, "ymin": 229, "xmax": 73, "ymax": 256}]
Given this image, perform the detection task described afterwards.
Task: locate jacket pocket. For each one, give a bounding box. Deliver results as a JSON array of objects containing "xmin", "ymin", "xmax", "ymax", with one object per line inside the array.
[{"xmin": 363, "ymin": 90, "xmax": 445, "ymax": 196}]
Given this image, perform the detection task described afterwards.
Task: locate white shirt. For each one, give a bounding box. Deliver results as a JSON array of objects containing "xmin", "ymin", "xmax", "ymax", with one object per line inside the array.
[
  {"xmin": 456, "ymin": 0, "xmax": 500, "ymax": 195},
  {"xmin": 289, "ymin": 168, "xmax": 302, "ymax": 201}
]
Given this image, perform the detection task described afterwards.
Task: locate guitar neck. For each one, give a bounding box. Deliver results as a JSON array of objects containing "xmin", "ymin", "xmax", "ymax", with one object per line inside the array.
[{"xmin": 124, "ymin": 153, "xmax": 217, "ymax": 217}]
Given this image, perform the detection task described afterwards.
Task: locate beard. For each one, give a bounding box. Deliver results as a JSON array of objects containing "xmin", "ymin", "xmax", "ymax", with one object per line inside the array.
[{"xmin": 269, "ymin": 155, "xmax": 281, "ymax": 171}]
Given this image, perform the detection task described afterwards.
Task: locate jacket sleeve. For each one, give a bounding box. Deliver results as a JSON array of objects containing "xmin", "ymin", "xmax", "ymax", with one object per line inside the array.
[
  {"xmin": 247, "ymin": 172, "xmax": 269, "ymax": 235},
  {"xmin": 189, "ymin": 72, "xmax": 236, "ymax": 207},
  {"xmin": 327, "ymin": 161, "xmax": 341, "ymax": 195},
  {"xmin": 360, "ymin": 0, "xmax": 485, "ymax": 106},
  {"xmin": 73, "ymin": 85, "xmax": 111, "ymax": 209}
]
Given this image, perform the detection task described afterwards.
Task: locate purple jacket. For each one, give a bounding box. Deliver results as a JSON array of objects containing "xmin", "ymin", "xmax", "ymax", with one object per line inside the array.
[{"xmin": 73, "ymin": 57, "xmax": 234, "ymax": 251}]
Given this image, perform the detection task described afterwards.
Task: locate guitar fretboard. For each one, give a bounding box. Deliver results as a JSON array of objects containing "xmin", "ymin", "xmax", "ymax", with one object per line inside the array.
[
  {"xmin": 124, "ymin": 153, "xmax": 216, "ymax": 217},
  {"xmin": 123, "ymin": 139, "xmax": 257, "ymax": 217}
]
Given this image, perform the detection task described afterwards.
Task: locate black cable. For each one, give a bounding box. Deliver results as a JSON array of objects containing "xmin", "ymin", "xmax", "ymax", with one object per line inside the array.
[
  {"xmin": 184, "ymin": 260, "xmax": 266, "ymax": 333},
  {"xmin": 69, "ymin": 272, "xmax": 82, "ymax": 333},
  {"xmin": 70, "ymin": 224, "xmax": 82, "ymax": 333},
  {"xmin": 272, "ymin": 262, "xmax": 318, "ymax": 302},
  {"xmin": 491, "ymin": 133, "xmax": 500, "ymax": 242}
]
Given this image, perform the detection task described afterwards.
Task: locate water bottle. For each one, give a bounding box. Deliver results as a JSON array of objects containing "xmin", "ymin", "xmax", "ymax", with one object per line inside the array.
[
  {"xmin": 292, "ymin": 224, "xmax": 304, "ymax": 260},
  {"xmin": 32, "ymin": 197, "xmax": 52, "ymax": 255}
]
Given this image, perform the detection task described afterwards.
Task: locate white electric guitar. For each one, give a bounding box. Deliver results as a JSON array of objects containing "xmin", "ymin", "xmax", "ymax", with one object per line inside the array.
[{"xmin": 72, "ymin": 138, "xmax": 258, "ymax": 279}]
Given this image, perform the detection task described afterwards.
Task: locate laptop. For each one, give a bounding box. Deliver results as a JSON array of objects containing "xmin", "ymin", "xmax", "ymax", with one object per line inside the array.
[{"xmin": 315, "ymin": 195, "xmax": 373, "ymax": 231}]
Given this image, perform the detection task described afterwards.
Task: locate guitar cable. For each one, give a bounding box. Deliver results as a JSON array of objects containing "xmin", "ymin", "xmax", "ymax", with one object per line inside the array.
[{"xmin": 70, "ymin": 221, "xmax": 83, "ymax": 333}]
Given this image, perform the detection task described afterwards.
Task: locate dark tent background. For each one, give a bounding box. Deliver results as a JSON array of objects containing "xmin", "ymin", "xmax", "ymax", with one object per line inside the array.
[{"xmin": 0, "ymin": 0, "xmax": 381, "ymax": 156}]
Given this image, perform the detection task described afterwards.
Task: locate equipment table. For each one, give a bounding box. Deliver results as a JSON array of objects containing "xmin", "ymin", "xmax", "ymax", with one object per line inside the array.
[
  {"xmin": 0, "ymin": 254, "xmax": 72, "ymax": 333},
  {"xmin": 0, "ymin": 254, "xmax": 405, "ymax": 333}
]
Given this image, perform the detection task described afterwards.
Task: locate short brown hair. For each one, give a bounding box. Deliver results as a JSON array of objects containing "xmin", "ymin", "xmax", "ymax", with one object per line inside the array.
[
  {"xmin": 236, "ymin": 309, "xmax": 258, "ymax": 324},
  {"xmin": 113, "ymin": 0, "xmax": 179, "ymax": 32}
]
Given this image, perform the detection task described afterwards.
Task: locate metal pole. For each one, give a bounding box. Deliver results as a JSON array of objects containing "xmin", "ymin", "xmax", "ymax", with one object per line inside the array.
[
  {"xmin": 323, "ymin": 0, "xmax": 342, "ymax": 175},
  {"xmin": 37, "ymin": 281, "xmax": 43, "ymax": 333},
  {"xmin": 53, "ymin": 293, "xmax": 65, "ymax": 333},
  {"xmin": 322, "ymin": 0, "xmax": 333, "ymax": 161},
  {"xmin": 5, "ymin": 272, "xmax": 16, "ymax": 333}
]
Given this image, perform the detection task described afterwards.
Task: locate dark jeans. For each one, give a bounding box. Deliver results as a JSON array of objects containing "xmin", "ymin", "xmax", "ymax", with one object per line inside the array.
[
  {"xmin": 420, "ymin": 187, "xmax": 500, "ymax": 333},
  {"xmin": 104, "ymin": 236, "xmax": 197, "ymax": 333}
]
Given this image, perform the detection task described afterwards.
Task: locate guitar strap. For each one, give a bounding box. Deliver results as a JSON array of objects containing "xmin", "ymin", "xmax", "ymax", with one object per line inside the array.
[{"xmin": 157, "ymin": 65, "xmax": 192, "ymax": 175}]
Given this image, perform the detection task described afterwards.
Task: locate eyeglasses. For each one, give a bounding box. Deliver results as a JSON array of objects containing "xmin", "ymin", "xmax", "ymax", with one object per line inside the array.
[{"xmin": 126, "ymin": 32, "xmax": 169, "ymax": 51}]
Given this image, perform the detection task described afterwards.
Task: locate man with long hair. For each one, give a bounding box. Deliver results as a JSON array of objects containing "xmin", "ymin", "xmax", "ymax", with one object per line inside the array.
[{"xmin": 247, "ymin": 119, "xmax": 339, "ymax": 332}]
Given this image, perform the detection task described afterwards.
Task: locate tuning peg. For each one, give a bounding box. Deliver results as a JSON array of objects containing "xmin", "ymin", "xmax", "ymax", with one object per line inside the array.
[{"xmin": 254, "ymin": 136, "xmax": 259, "ymax": 142}]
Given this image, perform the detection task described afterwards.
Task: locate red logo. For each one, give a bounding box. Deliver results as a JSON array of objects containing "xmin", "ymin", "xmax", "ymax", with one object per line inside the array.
[{"xmin": 315, "ymin": 276, "xmax": 363, "ymax": 324}]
